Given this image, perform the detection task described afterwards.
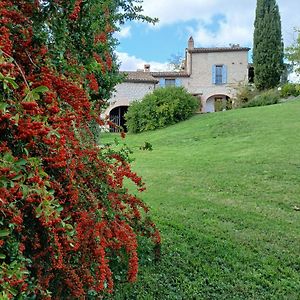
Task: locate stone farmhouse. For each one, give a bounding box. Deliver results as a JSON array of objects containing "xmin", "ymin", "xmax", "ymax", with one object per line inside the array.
[{"xmin": 106, "ymin": 36, "xmax": 250, "ymax": 129}]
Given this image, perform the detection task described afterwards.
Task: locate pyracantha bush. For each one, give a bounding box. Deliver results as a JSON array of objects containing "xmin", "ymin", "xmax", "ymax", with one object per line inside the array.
[{"xmin": 0, "ymin": 1, "xmax": 160, "ymax": 299}]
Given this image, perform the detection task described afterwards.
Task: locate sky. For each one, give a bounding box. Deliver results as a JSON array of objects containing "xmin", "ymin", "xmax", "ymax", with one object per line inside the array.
[{"xmin": 115, "ymin": 0, "xmax": 299, "ymax": 73}]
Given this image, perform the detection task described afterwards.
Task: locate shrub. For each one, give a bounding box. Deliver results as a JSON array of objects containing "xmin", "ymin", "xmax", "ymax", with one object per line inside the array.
[
  {"xmin": 242, "ymin": 89, "xmax": 280, "ymax": 108},
  {"xmin": 233, "ymin": 83, "xmax": 258, "ymax": 108},
  {"xmin": 279, "ymin": 83, "xmax": 300, "ymax": 98},
  {"xmin": 125, "ymin": 87, "xmax": 199, "ymax": 133},
  {"xmin": 139, "ymin": 141, "xmax": 153, "ymax": 151},
  {"xmin": 0, "ymin": 2, "xmax": 160, "ymax": 299}
]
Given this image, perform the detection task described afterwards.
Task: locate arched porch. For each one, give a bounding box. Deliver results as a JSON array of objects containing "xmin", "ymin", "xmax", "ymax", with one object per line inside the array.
[
  {"xmin": 205, "ymin": 94, "xmax": 232, "ymax": 113},
  {"xmin": 109, "ymin": 106, "xmax": 129, "ymax": 132}
]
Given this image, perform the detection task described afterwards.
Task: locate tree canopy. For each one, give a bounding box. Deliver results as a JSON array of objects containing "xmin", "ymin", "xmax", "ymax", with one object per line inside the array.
[
  {"xmin": 286, "ymin": 29, "xmax": 300, "ymax": 76},
  {"xmin": 253, "ymin": 0, "xmax": 284, "ymax": 90}
]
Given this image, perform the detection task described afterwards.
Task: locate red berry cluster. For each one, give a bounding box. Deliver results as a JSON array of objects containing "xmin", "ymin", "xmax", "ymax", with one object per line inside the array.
[{"xmin": 0, "ymin": 1, "xmax": 160, "ymax": 298}]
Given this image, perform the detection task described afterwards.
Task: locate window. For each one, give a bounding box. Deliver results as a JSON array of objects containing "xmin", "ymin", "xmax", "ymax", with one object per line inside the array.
[
  {"xmin": 159, "ymin": 78, "xmax": 182, "ymax": 87},
  {"xmin": 212, "ymin": 65, "xmax": 227, "ymax": 84},
  {"xmin": 165, "ymin": 79, "xmax": 176, "ymax": 86},
  {"xmin": 215, "ymin": 66, "xmax": 223, "ymax": 84}
]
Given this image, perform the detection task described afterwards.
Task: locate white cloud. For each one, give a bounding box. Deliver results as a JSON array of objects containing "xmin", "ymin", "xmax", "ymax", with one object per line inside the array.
[
  {"xmin": 117, "ymin": 1, "xmax": 300, "ymax": 72},
  {"xmin": 190, "ymin": 19, "xmax": 253, "ymax": 48},
  {"xmin": 115, "ymin": 26, "xmax": 132, "ymax": 39},
  {"xmin": 116, "ymin": 51, "xmax": 171, "ymax": 71},
  {"xmin": 141, "ymin": 0, "xmax": 299, "ymax": 48}
]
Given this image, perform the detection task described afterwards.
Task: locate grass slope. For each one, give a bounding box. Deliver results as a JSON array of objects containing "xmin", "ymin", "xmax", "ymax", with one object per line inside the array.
[{"xmin": 102, "ymin": 99, "xmax": 300, "ymax": 299}]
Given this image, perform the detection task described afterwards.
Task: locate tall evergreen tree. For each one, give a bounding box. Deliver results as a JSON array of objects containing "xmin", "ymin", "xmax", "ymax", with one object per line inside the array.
[{"xmin": 253, "ymin": 0, "xmax": 284, "ymax": 90}]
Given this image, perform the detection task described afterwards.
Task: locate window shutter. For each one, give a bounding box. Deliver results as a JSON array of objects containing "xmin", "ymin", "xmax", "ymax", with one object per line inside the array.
[
  {"xmin": 175, "ymin": 78, "xmax": 181, "ymax": 87},
  {"xmin": 159, "ymin": 78, "xmax": 165, "ymax": 87},
  {"xmin": 222, "ymin": 65, "xmax": 227, "ymax": 84},
  {"xmin": 212, "ymin": 65, "xmax": 216, "ymax": 84}
]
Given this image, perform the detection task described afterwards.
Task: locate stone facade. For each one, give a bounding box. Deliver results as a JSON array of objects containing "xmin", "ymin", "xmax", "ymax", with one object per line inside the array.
[
  {"xmin": 103, "ymin": 71, "xmax": 157, "ymax": 123},
  {"xmin": 108, "ymin": 81, "xmax": 156, "ymax": 112},
  {"xmin": 105, "ymin": 37, "xmax": 250, "ymax": 123}
]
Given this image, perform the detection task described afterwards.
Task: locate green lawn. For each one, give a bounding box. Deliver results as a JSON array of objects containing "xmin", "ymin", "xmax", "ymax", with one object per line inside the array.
[{"xmin": 102, "ymin": 99, "xmax": 300, "ymax": 299}]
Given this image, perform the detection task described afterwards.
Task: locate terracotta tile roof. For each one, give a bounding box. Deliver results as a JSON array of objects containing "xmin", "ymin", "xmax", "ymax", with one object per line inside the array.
[
  {"xmin": 151, "ymin": 71, "xmax": 190, "ymax": 78},
  {"xmin": 188, "ymin": 47, "xmax": 250, "ymax": 53},
  {"xmin": 120, "ymin": 71, "xmax": 158, "ymax": 83}
]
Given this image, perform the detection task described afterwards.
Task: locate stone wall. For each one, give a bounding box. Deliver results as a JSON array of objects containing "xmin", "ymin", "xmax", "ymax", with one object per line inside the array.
[{"xmin": 105, "ymin": 81, "xmax": 156, "ymax": 116}]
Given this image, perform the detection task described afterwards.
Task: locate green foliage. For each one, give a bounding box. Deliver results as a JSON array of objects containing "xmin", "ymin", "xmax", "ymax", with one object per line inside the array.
[
  {"xmin": 233, "ymin": 82, "xmax": 258, "ymax": 108},
  {"xmin": 139, "ymin": 141, "xmax": 153, "ymax": 151},
  {"xmin": 0, "ymin": 1, "xmax": 160, "ymax": 298},
  {"xmin": 33, "ymin": 0, "xmax": 158, "ymax": 140},
  {"xmin": 125, "ymin": 87, "xmax": 199, "ymax": 133},
  {"xmin": 34, "ymin": 1, "xmax": 157, "ymax": 102},
  {"xmin": 242, "ymin": 89, "xmax": 280, "ymax": 108},
  {"xmin": 286, "ymin": 29, "xmax": 300, "ymax": 75},
  {"xmin": 279, "ymin": 83, "xmax": 300, "ymax": 98},
  {"xmin": 253, "ymin": 0, "xmax": 284, "ymax": 90}
]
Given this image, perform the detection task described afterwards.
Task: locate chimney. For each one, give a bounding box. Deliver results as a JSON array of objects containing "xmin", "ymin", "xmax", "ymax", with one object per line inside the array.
[
  {"xmin": 144, "ymin": 64, "xmax": 150, "ymax": 72},
  {"xmin": 188, "ymin": 36, "xmax": 194, "ymax": 50},
  {"xmin": 231, "ymin": 43, "xmax": 240, "ymax": 48}
]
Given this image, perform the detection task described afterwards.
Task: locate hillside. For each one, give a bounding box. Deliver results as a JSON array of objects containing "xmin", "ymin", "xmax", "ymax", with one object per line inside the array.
[{"xmin": 102, "ymin": 99, "xmax": 300, "ymax": 299}]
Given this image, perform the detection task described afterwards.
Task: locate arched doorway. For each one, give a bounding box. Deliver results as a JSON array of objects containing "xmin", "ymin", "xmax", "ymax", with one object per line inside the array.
[
  {"xmin": 205, "ymin": 95, "xmax": 231, "ymax": 113},
  {"xmin": 109, "ymin": 106, "xmax": 129, "ymax": 132}
]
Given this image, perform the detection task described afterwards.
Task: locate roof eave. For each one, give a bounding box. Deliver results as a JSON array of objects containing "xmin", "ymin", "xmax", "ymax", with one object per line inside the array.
[
  {"xmin": 187, "ymin": 47, "xmax": 251, "ymax": 53},
  {"xmin": 124, "ymin": 79, "xmax": 158, "ymax": 84}
]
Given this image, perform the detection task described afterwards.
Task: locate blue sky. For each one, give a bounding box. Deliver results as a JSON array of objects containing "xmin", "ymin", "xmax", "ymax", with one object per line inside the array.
[
  {"xmin": 117, "ymin": 16, "xmax": 227, "ymax": 63},
  {"xmin": 115, "ymin": 0, "xmax": 299, "ymax": 73}
]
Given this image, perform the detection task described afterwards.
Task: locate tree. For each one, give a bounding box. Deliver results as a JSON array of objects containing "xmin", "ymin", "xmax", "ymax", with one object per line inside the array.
[
  {"xmin": 34, "ymin": 1, "xmax": 157, "ymax": 100},
  {"xmin": 32, "ymin": 0, "xmax": 157, "ymax": 140},
  {"xmin": 253, "ymin": 0, "xmax": 284, "ymax": 90},
  {"xmin": 286, "ymin": 29, "xmax": 300, "ymax": 77},
  {"xmin": 0, "ymin": 1, "xmax": 160, "ymax": 298},
  {"xmin": 168, "ymin": 53, "xmax": 184, "ymax": 71}
]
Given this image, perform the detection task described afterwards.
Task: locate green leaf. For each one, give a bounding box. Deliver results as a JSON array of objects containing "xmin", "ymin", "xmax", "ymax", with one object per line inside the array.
[
  {"xmin": 0, "ymin": 229, "xmax": 10, "ymax": 237},
  {"xmin": 32, "ymin": 86, "xmax": 49, "ymax": 94},
  {"xmin": 38, "ymin": 169, "xmax": 48, "ymax": 178},
  {"xmin": 3, "ymin": 152, "xmax": 14, "ymax": 163},
  {"xmin": 0, "ymin": 102, "xmax": 8, "ymax": 112},
  {"xmin": 23, "ymin": 91, "xmax": 34, "ymax": 102},
  {"xmin": 0, "ymin": 254, "xmax": 6, "ymax": 259},
  {"xmin": 65, "ymin": 224, "xmax": 73, "ymax": 230},
  {"xmin": 15, "ymin": 158, "xmax": 27, "ymax": 167},
  {"xmin": 21, "ymin": 185, "xmax": 29, "ymax": 197},
  {"xmin": 47, "ymin": 130, "xmax": 61, "ymax": 139},
  {"xmin": 11, "ymin": 113, "xmax": 19, "ymax": 125},
  {"xmin": 35, "ymin": 206, "xmax": 42, "ymax": 218},
  {"xmin": 22, "ymin": 147, "xmax": 29, "ymax": 156},
  {"xmin": 8, "ymin": 288, "xmax": 18, "ymax": 297},
  {"xmin": 0, "ymin": 176, "xmax": 8, "ymax": 188},
  {"xmin": 56, "ymin": 206, "xmax": 63, "ymax": 212},
  {"xmin": 12, "ymin": 174, "xmax": 23, "ymax": 181},
  {"xmin": 4, "ymin": 77, "xmax": 18, "ymax": 89}
]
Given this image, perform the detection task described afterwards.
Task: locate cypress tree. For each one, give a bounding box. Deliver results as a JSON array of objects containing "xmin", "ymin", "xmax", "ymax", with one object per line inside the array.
[{"xmin": 253, "ymin": 0, "xmax": 284, "ymax": 90}]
